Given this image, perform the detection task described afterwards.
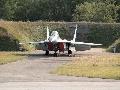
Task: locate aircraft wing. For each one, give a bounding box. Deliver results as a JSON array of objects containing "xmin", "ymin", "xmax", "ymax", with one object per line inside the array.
[
  {"xmin": 19, "ymin": 41, "xmax": 45, "ymax": 45},
  {"xmin": 56, "ymin": 40, "xmax": 102, "ymax": 46},
  {"xmin": 72, "ymin": 42, "xmax": 102, "ymax": 46},
  {"xmin": 29, "ymin": 41, "xmax": 45, "ymax": 44},
  {"xmin": 56, "ymin": 39, "xmax": 71, "ymax": 43}
]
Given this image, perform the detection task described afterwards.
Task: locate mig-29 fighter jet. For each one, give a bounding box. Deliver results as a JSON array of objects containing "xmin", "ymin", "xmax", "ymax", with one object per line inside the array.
[{"xmin": 19, "ymin": 25, "xmax": 102, "ymax": 57}]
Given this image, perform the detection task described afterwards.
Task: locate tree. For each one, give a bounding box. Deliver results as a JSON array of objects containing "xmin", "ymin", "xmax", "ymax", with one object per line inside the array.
[
  {"xmin": 13, "ymin": 0, "xmax": 36, "ymax": 21},
  {"xmin": 73, "ymin": 0, "xmax": 119, "ymax": 22},
  {"xmin": 48, "ymin": 0, "xmax": 73, "ymax": 21},
  {"xmin": 0, "ymin": 0, "xmax": 88, "ymax": 21},
  {"xmin": 3, "ymin": 0, "xmax": 18, "ymax": 20},
  {"xmin": 0, "ymin": 0, "xmax": 5, "ymax": 19}
]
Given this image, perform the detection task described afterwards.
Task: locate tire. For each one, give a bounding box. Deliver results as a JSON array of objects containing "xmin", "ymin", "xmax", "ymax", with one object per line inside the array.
[
  {"xmin": 68, "ymin": 50, "xmax": 72, "ymax": 54},
  {"xmin": 54, "ymin": 53, "xmax": 58, "ymax": 57},
  {"xmin": 45, "ymin": 50, "xmax": 49, "ymax": 55}
]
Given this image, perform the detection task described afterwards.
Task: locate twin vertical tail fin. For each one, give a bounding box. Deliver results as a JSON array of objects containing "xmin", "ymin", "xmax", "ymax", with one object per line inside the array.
[
  {"xmin": 47, "ymin": 26, "xmax": 49, "ymax": 40},
  {"xmin": 47, "ymin": 25, "xmax": 77, "ymax": 41},
  {"xmin": 72, "ymin": 24, "xmax": 77, "ymax": 42}
]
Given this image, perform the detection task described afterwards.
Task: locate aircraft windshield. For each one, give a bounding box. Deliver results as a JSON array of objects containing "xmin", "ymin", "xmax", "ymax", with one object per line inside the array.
[{"xmin": 51, "ymin": 31, "xmax": 59, "ymax": 36}]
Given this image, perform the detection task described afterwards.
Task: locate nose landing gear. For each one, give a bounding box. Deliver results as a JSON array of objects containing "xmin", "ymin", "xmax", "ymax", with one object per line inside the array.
[
  {"xmin": 45, "ymin": 50, "xmax": 49, "ymax": 55},
  {"xmin": 54, "ymin": 52, "xmax": 58, "ymax": 57}
]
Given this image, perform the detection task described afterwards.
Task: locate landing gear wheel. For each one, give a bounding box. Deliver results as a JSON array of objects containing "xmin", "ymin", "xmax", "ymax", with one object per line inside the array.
[
  {"xmin": 45, "ymin": 50, "xmax": 49, "ymax": 55},
  {"xmin": 68, "ymin": 50, "xmax": 72, "ymax": 56},
  {"xmin": 54, "ymin": 53, "xmax": 58, "ymax": 57}
]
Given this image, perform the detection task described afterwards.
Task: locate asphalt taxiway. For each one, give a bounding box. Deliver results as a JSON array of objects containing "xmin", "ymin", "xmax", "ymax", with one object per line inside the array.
[{"xmin": 0, "ymin": 48, "xmax": 119, "ymax": 90}]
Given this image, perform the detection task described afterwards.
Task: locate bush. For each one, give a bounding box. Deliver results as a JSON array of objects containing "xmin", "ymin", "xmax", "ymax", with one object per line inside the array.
[
  {"xmin": 73, "ymin": 1, "xmax": 119, "ymax": 23},
  {"xmin": 0, "ymin": 21, "xmax": 120, "ymax": 51},
  {"xmin": 0, "ymin": 27, "xmax": 19, "ymax": 51},
  {"xmin": 87, "ymin": 23, "xmax": 120, "ymax": 46},
  {"xmin": 107, "ymin": 38, "xmax": 120, "ymax": 53}
]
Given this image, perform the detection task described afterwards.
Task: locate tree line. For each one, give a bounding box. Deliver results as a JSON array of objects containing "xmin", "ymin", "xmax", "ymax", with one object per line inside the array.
[{"xmin": 0, "ymin": 0, "xmax": 120, "ymax": 22}]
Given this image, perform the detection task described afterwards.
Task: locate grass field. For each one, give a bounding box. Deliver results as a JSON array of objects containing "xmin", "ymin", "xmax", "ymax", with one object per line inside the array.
[
  {"xmin": 53, "ymin": 54, "xmax": 120, "ymax": 80},
  {"xmin": 0, "ymin": 52, "xmax": 26, "ymax": 65}
]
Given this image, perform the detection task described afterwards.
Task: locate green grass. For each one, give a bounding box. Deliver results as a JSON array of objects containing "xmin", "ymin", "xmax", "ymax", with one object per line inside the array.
[
  {"xmin": 0, "ymin": 52, "xmax": 26, "ymax": 65},
  {"xmin": 53, "ymin": 54, "xmax": 120, "ymax": 80}
]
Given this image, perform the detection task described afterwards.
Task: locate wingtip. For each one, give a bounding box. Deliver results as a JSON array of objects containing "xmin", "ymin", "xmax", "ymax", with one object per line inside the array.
[
  {"xmin": 93, "ymin": 44, "xmax": 102, "ymax": 46},
  {"xmin": 19, "ymin": 43, "xmax": 23, "ymax": 45}
]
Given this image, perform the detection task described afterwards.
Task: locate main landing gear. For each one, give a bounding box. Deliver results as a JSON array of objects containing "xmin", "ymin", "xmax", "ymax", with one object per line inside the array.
[
  {"xmin": 67, "ymin": 43, "xmax": 72, "ymax": 56},
  {"xmin": 45, "ymin": 50, "xmax": 72, "ymax": 57},
  {"xmin": 45, "ymin": 50, "xmax": 58, "ymax": 57},
  {"xmin": 68, "ymin": 50, "xmax": 72, "ymax": 56}
]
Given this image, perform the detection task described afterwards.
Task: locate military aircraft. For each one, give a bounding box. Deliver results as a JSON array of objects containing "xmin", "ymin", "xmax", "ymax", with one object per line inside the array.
[{"xmin": 19, "ymin": 25, "xmax": 102, "ymax": 56}]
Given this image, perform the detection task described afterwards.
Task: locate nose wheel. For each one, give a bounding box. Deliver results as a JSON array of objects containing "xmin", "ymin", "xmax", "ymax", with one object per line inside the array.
[
  {"xmin": 53, "ymin": 50, "xmax": 58, "ymax": 57},
  {"xmin": 45, "ymin": 50, "xmax": 49, "ymax": 55},
  {"xmin": 54, "ymin": 52, "xmax": 58, "ymax": 57}
]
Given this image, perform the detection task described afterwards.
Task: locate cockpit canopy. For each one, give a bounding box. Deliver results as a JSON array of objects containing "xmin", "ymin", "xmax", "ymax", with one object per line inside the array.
[
  {"xmin": 51, "ymin": 31, "xmax": 59, "ymax": 36},
  {"xmin": 48, "ymin": 31, "xmax": 61, "ymax": 42}
]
